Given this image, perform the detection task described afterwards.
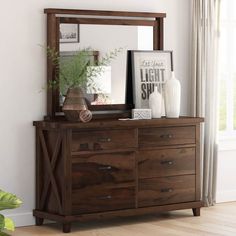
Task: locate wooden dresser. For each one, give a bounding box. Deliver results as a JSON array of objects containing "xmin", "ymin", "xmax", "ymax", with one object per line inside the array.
[{"xmin": 33, "ymin": 117, "xmax": 203, "ymax": 233}]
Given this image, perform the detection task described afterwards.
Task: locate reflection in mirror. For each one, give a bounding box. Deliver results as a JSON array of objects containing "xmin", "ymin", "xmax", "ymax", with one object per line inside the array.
[{"xmin": 59, "ymin": 24, "xmax": 153, "ymax": 105}]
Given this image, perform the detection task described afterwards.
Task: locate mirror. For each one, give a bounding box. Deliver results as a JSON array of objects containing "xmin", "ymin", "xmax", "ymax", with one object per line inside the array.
[
  {"xmin": 59, "ymin": 24, "xmax": 153, "ymax": 106},
  {"xmin": 44, "ymin": 8, "xmax": 166, "ymax": 119}
]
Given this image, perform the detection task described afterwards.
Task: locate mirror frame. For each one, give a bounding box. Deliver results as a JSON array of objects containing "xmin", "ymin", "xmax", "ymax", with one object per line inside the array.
[{"xmin": 44, "ymin": 8, "xmax": 166, "ymax": 120}]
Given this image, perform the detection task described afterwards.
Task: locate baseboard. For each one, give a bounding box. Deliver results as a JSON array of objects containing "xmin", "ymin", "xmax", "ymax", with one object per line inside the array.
[
  {"xmin": 216, "ymin": 190, "xmax": 236, "ymax": 203},
  {"xmin": 5, "ymin": 212, "xmax": 35, "ymax": 227}
]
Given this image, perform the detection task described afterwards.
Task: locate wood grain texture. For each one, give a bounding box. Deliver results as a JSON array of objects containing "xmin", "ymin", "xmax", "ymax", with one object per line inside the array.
[
  {"xmin": 46, "ymin": 13, "xmax": 57, "ymax": 118},
  {"xmin": 71, "ymin": 152, "xmax": 135, "ymax": 189},
  {"xmin": 72, "ymin": 186, "xmax": 135, "ymax": 214},
  {"xmin": 33, "ymin": 118, "xmax": 203, "ymax": 233},
  {"xmin": 38, "ymin": 130, "xmax": 63, "ymax": 214},
  {"xmin": 33, "ymin": 201, "xmax": 202, "ymax": 223},
  {"xmin": 139, "ymin": 126, "xmax": 196, "ymax": 147},
  {"xmin": 71, "ymin": 129, "xmax": 137, "ymax": 152},
  {"xmin": 34, "ymin": 117, "xmax": 204, "ymax": 130},
  {"xmin": 138, "ymin": 148, "xmax": 196, "ymax": 178},
  {"xmin": 60, "ymin": 17, "xmax": 155, "ymax": 26},
  {"xmin": 44, "ymin": 8, "xmax": 166, "ymax": 18},
  {"xmin": 138, "ymin": 175, "xmax": 196, "ymax": 207}
]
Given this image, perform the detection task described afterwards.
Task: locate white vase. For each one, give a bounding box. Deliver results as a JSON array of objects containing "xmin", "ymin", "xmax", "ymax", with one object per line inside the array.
[
  {"xmin": 149, "ymin": 87, "xmax": 162, "ymax": 118},
  {"xmin": 161, "ymin": 95, "xmax": 166, "ymax": 117},
  {"xmin": 165, "ymin": 72, "xmax": 181, "ymax": 118}
]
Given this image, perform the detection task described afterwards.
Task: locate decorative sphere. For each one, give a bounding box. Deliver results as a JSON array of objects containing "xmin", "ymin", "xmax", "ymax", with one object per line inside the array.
[{"xmin": 79, "ymin": 110, "xmax": 93, "ymax": 123}]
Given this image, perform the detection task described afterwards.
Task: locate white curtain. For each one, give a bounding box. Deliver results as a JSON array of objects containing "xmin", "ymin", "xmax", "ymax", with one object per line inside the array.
[{"xmin": 191, "ymin": 0, "xmax": 220, "ymax": 206}]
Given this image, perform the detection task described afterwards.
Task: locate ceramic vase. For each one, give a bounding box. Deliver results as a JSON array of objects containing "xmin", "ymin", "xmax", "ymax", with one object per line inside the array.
[
  {"xmin": 149, "ymin": 86, "xmax": 162, "ymax": 118},
  {"xmin": 165, "ymin": 72, "xmax": 181, "ymax": 118},
  {"xmin": 62, "ymin": 87, "xmax": 88, "ymax": 122}
]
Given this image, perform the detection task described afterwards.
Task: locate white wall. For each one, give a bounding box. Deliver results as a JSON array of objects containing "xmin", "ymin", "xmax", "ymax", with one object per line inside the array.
[
  {"xmin": 61, "ymin": 24, "xmax": 140, "ymax": 104},
  {"xmin": 216, "ymin": 146, "xmax": 236, "ymax": 203},
  {"xmin": 0, "ymin": 0, "xmax": 192, "ymax": 226}
]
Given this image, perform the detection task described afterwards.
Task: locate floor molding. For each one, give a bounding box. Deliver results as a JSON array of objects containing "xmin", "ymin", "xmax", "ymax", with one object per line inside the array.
[
  {"xmin": 216, "ymin": 190, "xmax": 236, "ymax": 203},
  {"xmin": 5, "ymin": 212, "xmax": 35, "ymax": 227}
]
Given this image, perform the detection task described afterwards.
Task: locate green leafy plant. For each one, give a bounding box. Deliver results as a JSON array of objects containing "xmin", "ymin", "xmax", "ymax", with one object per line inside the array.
[
  {"xmin": 46, "ymin": 47, "xmax": 123, "ymax": 96},
  {"xmin": 0, "ymin": 190, "xmax": 22, "ymax": 235}
]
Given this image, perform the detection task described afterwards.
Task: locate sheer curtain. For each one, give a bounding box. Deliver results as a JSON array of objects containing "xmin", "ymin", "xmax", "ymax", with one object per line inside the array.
[{"xmin": 191, "ymin": 0, "xmax": 220, "ymax": 206}]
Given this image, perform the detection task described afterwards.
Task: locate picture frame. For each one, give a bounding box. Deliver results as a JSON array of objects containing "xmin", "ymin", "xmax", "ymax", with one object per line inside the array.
[
  {"xmin": 59, "ymin": 24, "xmax": 80, "ymax": 43},
  {"xmin": 131, "ymin": 50, "xmax": 173, "ymax": 109}
]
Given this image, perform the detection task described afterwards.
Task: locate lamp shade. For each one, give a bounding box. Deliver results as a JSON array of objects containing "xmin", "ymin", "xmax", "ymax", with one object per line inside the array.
[{"xmin": 87, "ymin": 66, "xmax": 111, "ymax": 94}]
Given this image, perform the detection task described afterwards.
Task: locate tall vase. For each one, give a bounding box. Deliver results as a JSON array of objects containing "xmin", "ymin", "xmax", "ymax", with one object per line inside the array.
[
  {"xmin": 149, "ymin": 86, "xmax": 162, "ymax": 118},
  {"xmin": 164, "ymin": 72, "xmax": 181, "ymax": 118}
]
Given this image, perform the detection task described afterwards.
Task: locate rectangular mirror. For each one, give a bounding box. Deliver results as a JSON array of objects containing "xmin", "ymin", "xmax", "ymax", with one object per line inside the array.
[
  {"xmin": 44, "ymin": 9, "xmax": 166, "ymax": 119},
  {"xmin": 59, "ymin": 24, "xmax": 153, "ymax": 106}
]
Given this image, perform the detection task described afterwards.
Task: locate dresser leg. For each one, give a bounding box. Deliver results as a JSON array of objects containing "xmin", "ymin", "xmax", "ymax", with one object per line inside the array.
[
  {"xmin": 62, "ymin": 223, "xmax": 71, "ymax": 233},
  {"xmin": 35, "ymin": 217, "xmax": 44, "ymax": 226},
  {"xmin": 192, "ymin": 207, "xmax": 200, "ymax": 216}
]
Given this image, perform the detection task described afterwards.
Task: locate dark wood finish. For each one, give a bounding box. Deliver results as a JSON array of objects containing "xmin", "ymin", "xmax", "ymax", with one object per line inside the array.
[
  {"xmin": 60, "ymin": 17, "xmax": 155, "ymax": 26},
  {"xmin": 35, "ymin": 217, "xmax": 44, "ymax": 226},
  {"xmin": 33, "ymin": 201, "xmax": 202, "ymax": 222},
  {"xmin": 46, "ymin": 13, "xmax": 57, "ymax": 118},
  {"xmin": 45, "ymin": 9, "xmax": 166, "ymax": 119},
  {"xmin": 72, "ymin": 152, "xmax": 135, "ymax": 188},
  {"xmin": 34, "ymin": 117, "xmax": 204, "ymax": 130},
  {"xmin": 195, "ymin": 124, "xmax": 201, "ymax": 201},
  {"xmin": 72, "ymin": 186, "xmax": 135, "ymax": 214},
  {"xmin": 44, "ymin": 8, "xmax": 166, "ymax": 18},
  {"xmin": 139, "ymin": 126, "xmax": 196, "ymax": 147},
  {"xmin": 71, "ymin": 129, "xmax": 137, "ymax": 152},
  {"xmin": 138, "ymin": 148, "xmax": 196, "ymax": 178},
  {"xmin": 192, "ymin": 207, "xmax": 201, "ymax": 216},
  {"xmin": 34, "ymin": 118, "xmax": 203, "ymax": 233},
  {"xmin": 157, "ymin": 17, "xmax": 164, "ymax": 50},
  {"xmin": 62, "ymin": 223, "xmax": 71, "ymax": 233},
  {"xmin": 38, "ymin": 130, "xmax": 63, "ymax": 214},
  {"xmin": 138, "ymin": 175, "xmax": 196, "ymax": 207}
]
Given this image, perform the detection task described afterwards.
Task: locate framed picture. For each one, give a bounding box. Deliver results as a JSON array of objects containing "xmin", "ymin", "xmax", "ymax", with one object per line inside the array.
[
  {"xmin": 59, "ymin": 24, "xmax": 80, "ymax": 43},
  {"xmin": 131, "ymin": 50, "xmax": 173, "ymax": 109}
]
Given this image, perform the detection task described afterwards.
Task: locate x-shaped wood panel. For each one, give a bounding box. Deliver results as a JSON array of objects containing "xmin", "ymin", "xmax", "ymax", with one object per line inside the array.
[{"xmin": 38, "ymin": 130, "xmax": 63, "ymax": 214}]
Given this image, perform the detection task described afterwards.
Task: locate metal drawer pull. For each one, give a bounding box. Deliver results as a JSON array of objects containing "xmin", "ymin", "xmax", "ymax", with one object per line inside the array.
[
  {"xmin": 161, "ymin": 160, "xmax": 174, "ymax": 165},
  {"xmin": 160, "ymin": 134, "xmax": 173, "ymax": 139},
  {"xmin": 97, "ymin": 195, "xmax": 112, "ymax": 200},
  {"xmin": 161, "ymin": 188, "xmax": 173, "ymax": 193},
  {"xmin": 98, "ymin": 166, "xmax": 112, "ymax": 170},
  {"xmin": 98, "ymin": 138, "xmax": 111, "ymax": 142}
]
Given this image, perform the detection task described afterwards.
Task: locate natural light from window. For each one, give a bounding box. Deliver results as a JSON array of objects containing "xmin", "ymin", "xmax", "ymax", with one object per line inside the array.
[{"xmin": 218, "ymin": 0, "xmax": 236, "ymax": 137}]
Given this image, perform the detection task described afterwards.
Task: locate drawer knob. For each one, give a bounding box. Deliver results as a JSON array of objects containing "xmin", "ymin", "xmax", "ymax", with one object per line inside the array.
[
  {"xmin": 161, "ymin": 188, "xmax": 173, "ymax": 193},
  {"xmin": 97, "ymin": 195, "xmax": 112, "ymax": 200},
  {"xmin": 98, "ymin": 166, "xmax": 112, "ymax": 170},
  {"xmin": 98, "ymin": 138, "xmax": 111, "ymax": 143},
  {"xmin": 161, "ymin": 160, "xmax": 174, "ymax": 165},
  {"xmin": 160, "ymin": 134, "xmax": 173, "ymax": 139}
]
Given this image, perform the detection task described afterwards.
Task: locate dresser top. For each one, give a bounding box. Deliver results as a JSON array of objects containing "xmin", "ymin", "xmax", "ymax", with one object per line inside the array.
[{"xmin": 33, "ymin": 116, "xmax": 204, "ymax": 130}]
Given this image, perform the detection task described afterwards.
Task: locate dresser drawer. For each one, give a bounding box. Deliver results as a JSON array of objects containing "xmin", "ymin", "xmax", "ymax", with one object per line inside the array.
[
  {"xmin": 72, "ymin": 186, "xmax": 135, "ymax": 214},
  {"xmin": 139, "ymin": 126, "xmax": 195, "ymax": 147},
  {"xmin": 138, "ymin": 175, "xmax": 195, "ymax": 207},
  {"xmin": 72, "ymin": 129, "xmax": 137, "ymax": 152},
  {"xmin": 72, "ymin": 152, "xmax": 135, "ymax": 189},
  {"xmin": 138, "ymin": 148, "xmax": 195, "ymax": 178}
]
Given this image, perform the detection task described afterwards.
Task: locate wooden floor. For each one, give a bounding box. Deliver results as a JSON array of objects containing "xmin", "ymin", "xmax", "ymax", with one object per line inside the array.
[{"xmin": 13, "ymin": 202, "xmax": 236, "ymax": 236}]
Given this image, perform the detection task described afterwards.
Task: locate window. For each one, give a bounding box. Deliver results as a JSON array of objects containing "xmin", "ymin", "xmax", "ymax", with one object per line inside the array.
[{"xmin": 218, "ymin": 0, "xmax": 236, "ymax": 138}]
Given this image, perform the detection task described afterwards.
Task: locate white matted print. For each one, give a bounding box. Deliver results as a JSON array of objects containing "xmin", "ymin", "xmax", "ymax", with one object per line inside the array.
[
  {"xmin": 131, "ymin": 50, "xmax": 173, "ymax": 109},
  {"xmin": 60, "ymin": 24, "xmax": 79, "ymax": 43}
]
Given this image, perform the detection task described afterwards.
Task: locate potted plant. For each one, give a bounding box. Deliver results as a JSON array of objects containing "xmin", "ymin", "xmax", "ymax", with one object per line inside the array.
[
  {"xmin": 47, "ymin": 47, "xmax": 122, "ymax": 122},
  {"xmin": 0, "ymin": 189, "xmax": 22, "ymax": 235}
]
